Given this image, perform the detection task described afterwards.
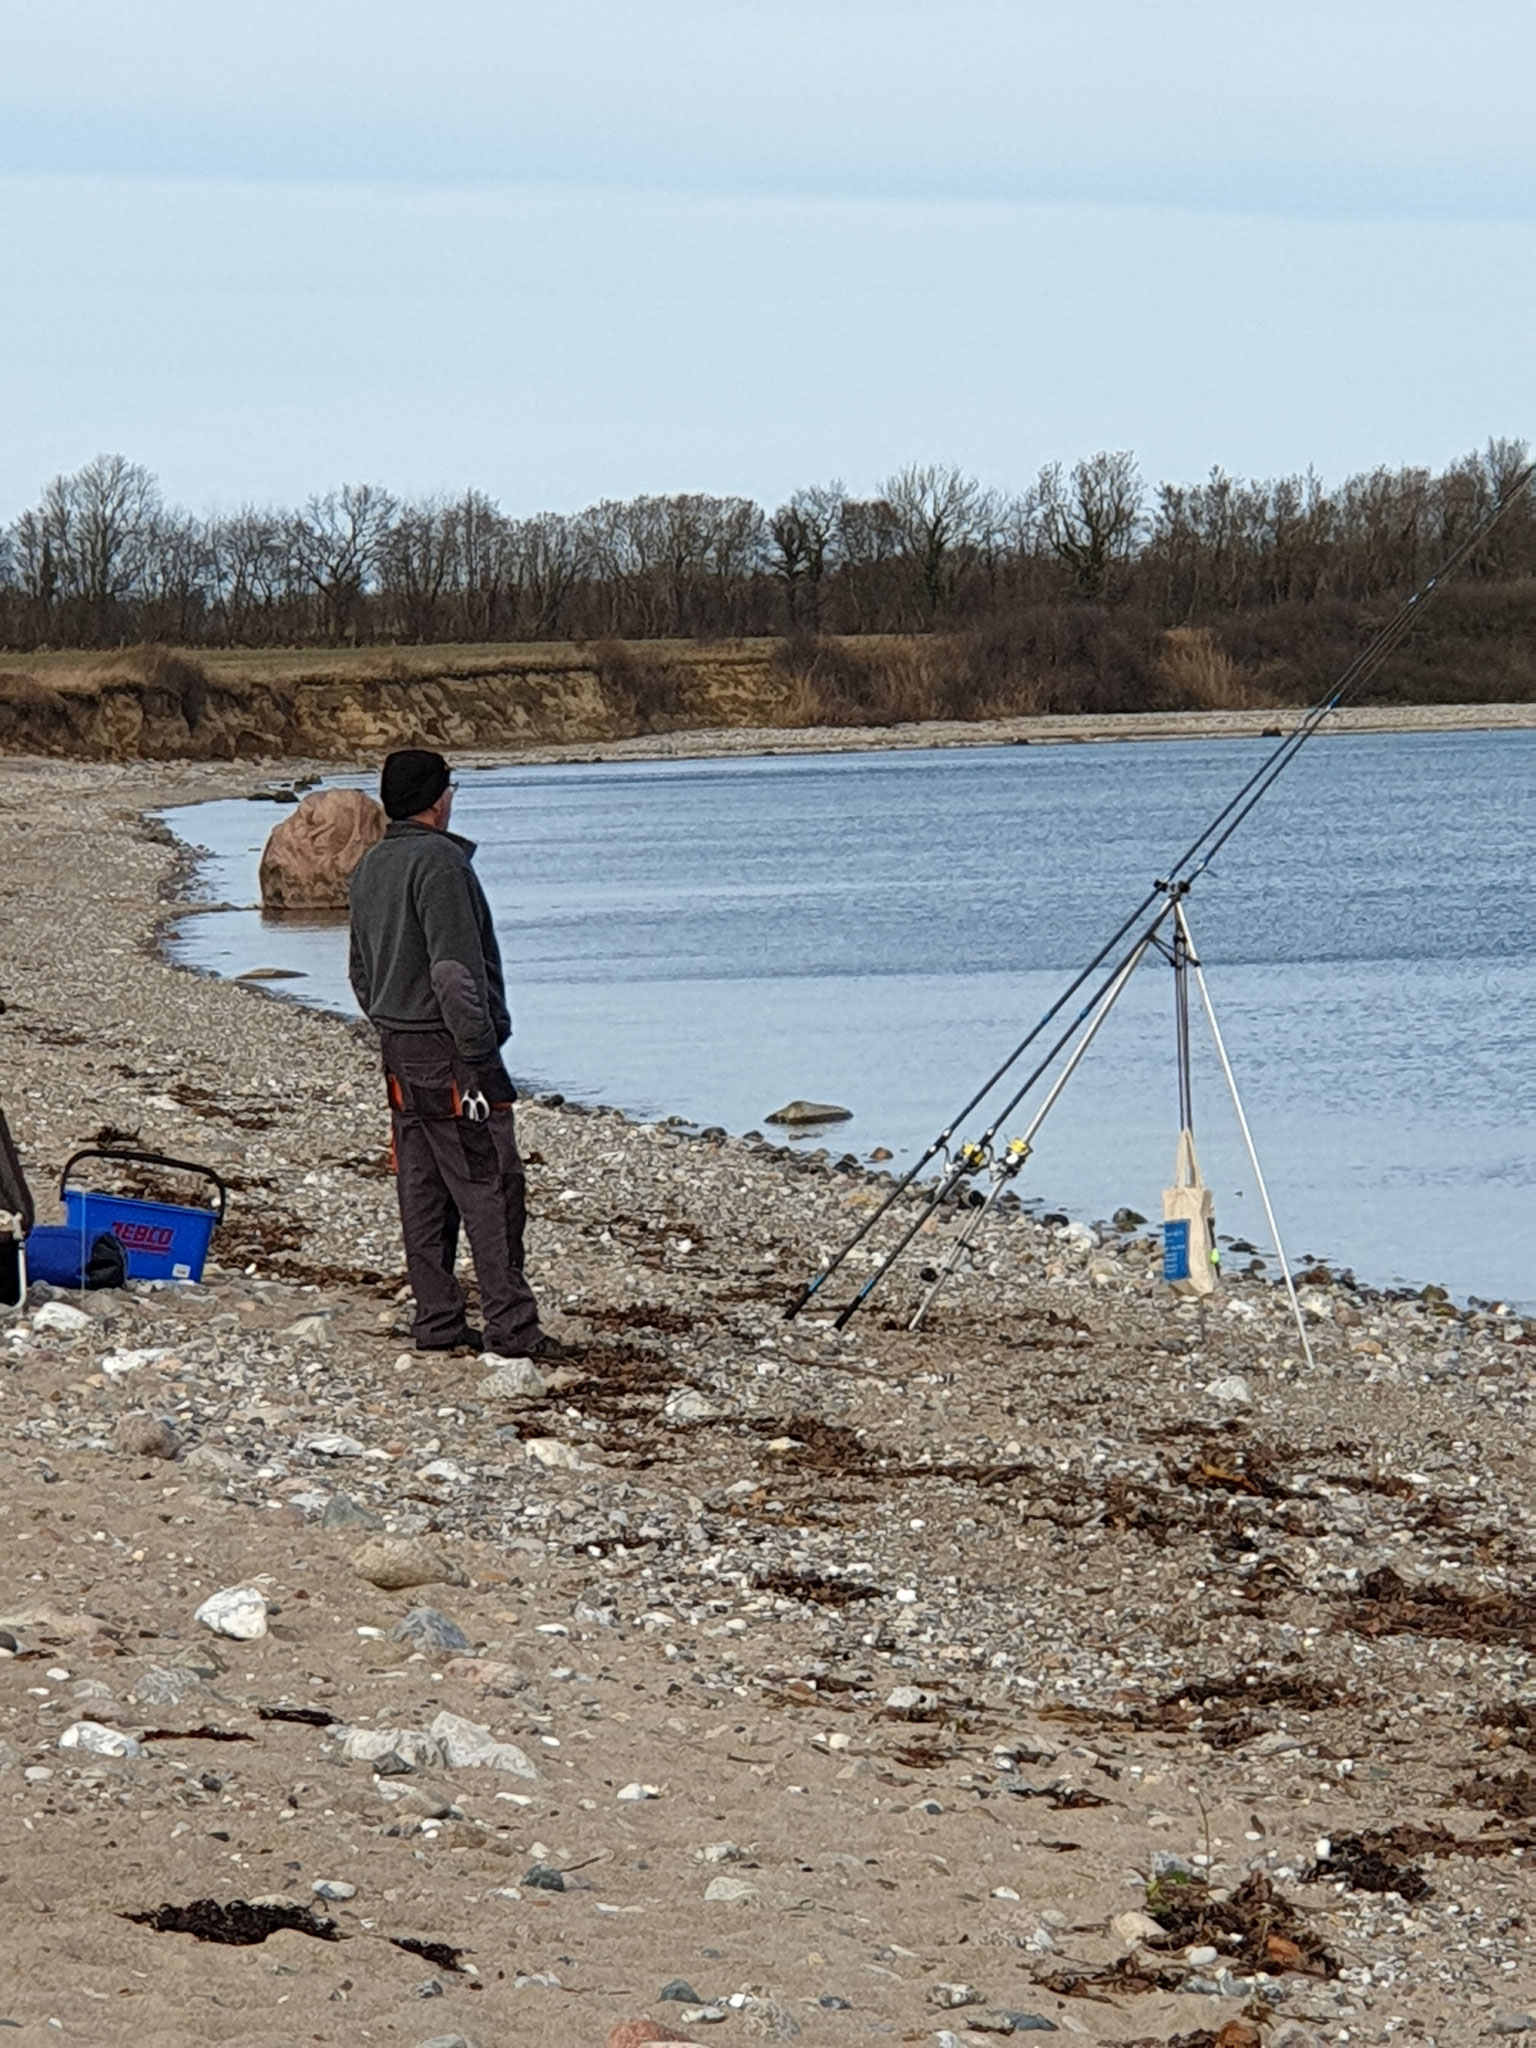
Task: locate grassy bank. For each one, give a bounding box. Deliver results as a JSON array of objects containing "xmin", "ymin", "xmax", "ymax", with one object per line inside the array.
[{"xmin": 4, "ymin": 602, "xmax": 1536, "ymax": 760}]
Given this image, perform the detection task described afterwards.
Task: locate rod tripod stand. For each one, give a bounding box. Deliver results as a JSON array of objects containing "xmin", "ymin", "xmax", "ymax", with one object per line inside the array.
[{"xmin": 909, "ymin": 890, "xmax": 1316, "ymax": 1370}]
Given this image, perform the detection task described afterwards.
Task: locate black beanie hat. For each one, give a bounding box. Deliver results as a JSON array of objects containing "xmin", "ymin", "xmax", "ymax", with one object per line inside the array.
[{"xmin": 380, "ymin": 749, "xmax": 451, "ymax": 821}]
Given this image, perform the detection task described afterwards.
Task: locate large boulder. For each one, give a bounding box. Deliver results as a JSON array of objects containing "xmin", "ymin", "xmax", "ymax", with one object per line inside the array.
[{"xmin": 258, "ymin": 787, "xmax": 386, "ymax": 911}]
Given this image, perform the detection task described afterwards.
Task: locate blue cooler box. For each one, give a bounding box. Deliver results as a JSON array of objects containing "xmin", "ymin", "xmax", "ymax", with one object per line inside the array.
[{"xmin": 58, "ymin": 1149, "xmax": 226, "ymax": 1282}]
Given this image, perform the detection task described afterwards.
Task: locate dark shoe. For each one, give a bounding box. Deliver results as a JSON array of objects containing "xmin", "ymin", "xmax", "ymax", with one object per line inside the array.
[
  {"xmin": 516, "ymin": 1331, "xmax": 586, "ymax": 1363},
  {"xmin": 415, "ymin": 1326, "xmax": 484, "ymax": 1355}
]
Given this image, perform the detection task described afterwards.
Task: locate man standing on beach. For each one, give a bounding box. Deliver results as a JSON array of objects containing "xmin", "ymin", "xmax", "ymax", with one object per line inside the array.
[{"xmin": 348, "ymin": 749, "xmax": 568, "ymax": 1363}]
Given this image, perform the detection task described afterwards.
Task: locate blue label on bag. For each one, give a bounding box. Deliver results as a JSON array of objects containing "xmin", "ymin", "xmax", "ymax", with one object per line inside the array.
[{"xmin": 1163, "ymin": 1219, "xmax": 1191, "ymax": 1281}]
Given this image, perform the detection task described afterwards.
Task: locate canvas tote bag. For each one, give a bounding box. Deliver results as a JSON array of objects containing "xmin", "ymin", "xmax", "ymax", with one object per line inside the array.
[{"xmin": 1162, "ymin": 1126, "xmax": 1217, "ymax": 1295}]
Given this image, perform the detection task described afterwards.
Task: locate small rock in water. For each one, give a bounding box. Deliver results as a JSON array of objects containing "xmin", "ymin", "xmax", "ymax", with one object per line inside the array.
[
  {"xmin": 392, "ymin": 1607, "xmax": 471, "ymax": 1654},
  {"xmin": 58, "ymin": 1720, "xmax": 143, "ymax": 1759},
  {"xmin": 195, "ymin": 1585, "xmax": 269, "ymax": 1640},
  {"xmin": 352, "ymin": 1537, "xmax": 463, "ymax": 1590},
  {"xmin": 764, "ymin": 1099, "xmax": 852, "ymax": 1125},
  {"xmin": 322, "ymin": 1492, "xmax": 383, "ymax": 1533},
  {"xmin": 479, "ymin": 1354, "xmax": 547, "ymax": 1398},
  {"xmin": 115, "ymin": 1412, "xmax": 179, "ymax": 1459}
]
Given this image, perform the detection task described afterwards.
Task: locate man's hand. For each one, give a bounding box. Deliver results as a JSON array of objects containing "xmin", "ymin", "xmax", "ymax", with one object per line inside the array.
[{"xmin": 465, "ymin": 1055, "xmax": 516, "ymax": 1108}]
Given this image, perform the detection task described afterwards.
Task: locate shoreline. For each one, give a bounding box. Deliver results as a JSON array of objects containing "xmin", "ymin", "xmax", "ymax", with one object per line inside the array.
[
  {"xmin": 2, "ymin": 755, "xmax": 1535, "ymax": 2040},
  {"xmin": 466, "ymin": 697, "xmax": 1536, "ymax": 769}
]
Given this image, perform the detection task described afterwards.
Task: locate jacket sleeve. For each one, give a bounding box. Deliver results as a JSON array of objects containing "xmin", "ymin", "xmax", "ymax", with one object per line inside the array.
[
  {"xmin": 347, "ymin": 921, "xmax": 373, "ymax": 1017},
  {"xmin": 415, "ymin": 859, "xmax": 500, "ymax": 1063}
]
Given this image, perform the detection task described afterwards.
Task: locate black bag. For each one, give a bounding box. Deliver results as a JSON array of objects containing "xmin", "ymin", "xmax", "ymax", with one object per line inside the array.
[
  {"xmin": 24, "ymin": 1225, "xmax": 128, "ymax": 1291},
  {"xmin": 0, "ymin": 1106, "xmax": 33, "ymax": 1310}
]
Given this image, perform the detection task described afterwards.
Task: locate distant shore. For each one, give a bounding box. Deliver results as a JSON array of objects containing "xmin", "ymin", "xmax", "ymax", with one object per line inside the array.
[{"xmin": 481, "ymin": 697, "xmax": 1536, "ymax": 769}]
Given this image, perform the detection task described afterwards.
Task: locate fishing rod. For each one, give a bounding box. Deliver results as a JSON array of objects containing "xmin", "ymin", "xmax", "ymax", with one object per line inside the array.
[
  {"xmin": 785, "ymin": 460, "xmax": 1534, "ymax": 1328},
  {"xmin": 906, "ymin": 923, "xmax": 1164, "ymax": 1330}
]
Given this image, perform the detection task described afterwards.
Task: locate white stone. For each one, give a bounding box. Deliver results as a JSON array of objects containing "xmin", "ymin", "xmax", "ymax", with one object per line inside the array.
[
  {"xmin": 1112, "ymin": 1909, "xmax": 1165, "ymax": 1946},
  {"xmin": 523, "ymin": 1437, "xmax": 584, "ymax": 1471},
  {"xmin": 195, "ymin": 1585, "xmax": 269, "ymax": 1640},
  {"xmin": 99, "ymin": 1346, "xmax": 171, "ymax": 1377},
  {"xmin": 1205, "ymin": 1373, "xmax": 1254, "ymax": 1409},
  {"xmin": 885, "ymin": 1684, "xmax": 936, "ymax": 1714},
  {"xmin": 306, "ymin": 1432, "xmax": 367, "ymax": 1457},
  {"xmin": 664, "ymin": 1388, "xmax": 718, "ymax": 1421},
  {"xmin": 429, "ymin": 1709, "xmax": 538, "ymax": 1778},
  {"xmin": 616, "ymin": 1781, "xmax": 661, "ymax": 1800},
  {"xmin": 480, "ymin": 1354, "xmax": 547, "ymax": 1398},
  {"xmin": 703, "ymin": 1876, "xmax": 759, "ymax": 1904},
  {"xmin": 417, "ymin": 1459, "xmax": 472, "ymax": 1484},
  {"xmin": 311, "ymin": 1879, "xmax": 357, "ymax": 1901},
  {"xmin": 59, "ymin": 1720, "xmax": 143, "ymax": 1759},
  {"xmin": 339, "ymin": 1726, "xmax": 444, "ymax": 1770},
  {"xmin": 33, "ymin": 1301, "xmax": 92, "ymax": 1335}
]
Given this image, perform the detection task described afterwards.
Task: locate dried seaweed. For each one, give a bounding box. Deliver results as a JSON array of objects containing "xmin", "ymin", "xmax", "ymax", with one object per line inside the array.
[
  {"xmin": 124, "ymin": 1897, "xmax": 341, "ymax": 1945},
  {"xmin": 1302, "ymin": 1829, "xmax": 1433, "ymax": 1898},
  {"xmin": 1340, "ymin": 1565, "xmax": 1536, "ymax": 1649},
  {"xmin": 388, "ymin": 1935, "xmax": 466, "ymax": 1971},
  {"xmin": 1147, "ymin": 1870, "xmax": 1333, "ymax": 1975}
]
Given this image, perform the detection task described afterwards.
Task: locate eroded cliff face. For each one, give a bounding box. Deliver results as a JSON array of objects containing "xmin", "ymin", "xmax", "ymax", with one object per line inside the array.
[{"xmin": 0, "ymin": 643, "xmax": 788, "ymax": 759}]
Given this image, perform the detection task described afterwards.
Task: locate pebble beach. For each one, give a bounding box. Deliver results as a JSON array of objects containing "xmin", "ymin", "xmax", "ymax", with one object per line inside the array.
[{"xmin": 1, "ymin": 751, "xmax": 1535, "ymax": 2046}]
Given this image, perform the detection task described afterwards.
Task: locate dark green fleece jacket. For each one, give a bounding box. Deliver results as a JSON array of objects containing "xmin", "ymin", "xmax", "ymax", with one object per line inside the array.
[{"xmin": 347, "ymin": 822, "xmax": 511, "ymax": 1062}]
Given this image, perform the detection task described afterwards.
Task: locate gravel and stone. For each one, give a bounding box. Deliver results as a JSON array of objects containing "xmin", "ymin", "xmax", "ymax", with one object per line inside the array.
[{"xmin": 0, "ymin": 755, "xmax": 1533, "ymax": 2044}]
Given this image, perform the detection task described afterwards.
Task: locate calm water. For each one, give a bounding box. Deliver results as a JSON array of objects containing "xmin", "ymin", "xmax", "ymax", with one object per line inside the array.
[{"xmin": 164, "ymin": 732, "xmax": 1536, "ymax": 1308}]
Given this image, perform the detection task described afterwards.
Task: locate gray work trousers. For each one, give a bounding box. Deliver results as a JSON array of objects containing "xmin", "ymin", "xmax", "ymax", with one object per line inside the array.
[{"xmin": 380, "ymin": 1030, "xmax": 542, "ymax": 1357}]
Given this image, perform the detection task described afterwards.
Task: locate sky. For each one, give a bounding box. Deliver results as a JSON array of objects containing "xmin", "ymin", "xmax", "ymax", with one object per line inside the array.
[{"xmin": 1, "ymin": 0, "xmax": 1532, "ymax": 522}]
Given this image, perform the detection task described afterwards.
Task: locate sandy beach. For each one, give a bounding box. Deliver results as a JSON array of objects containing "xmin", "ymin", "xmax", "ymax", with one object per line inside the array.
[{"xmin": 0, "ymin": 750, "xmax": 1534, "ymax": 2047}]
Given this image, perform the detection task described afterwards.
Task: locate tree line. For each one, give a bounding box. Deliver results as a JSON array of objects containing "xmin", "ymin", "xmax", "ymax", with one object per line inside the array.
[{"xmin": 0, "ymin": 441, "xmax": 1530, "ymax": 654}]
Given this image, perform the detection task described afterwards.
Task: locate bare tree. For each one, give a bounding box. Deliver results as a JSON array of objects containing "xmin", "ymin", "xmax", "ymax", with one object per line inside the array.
[
  {"xmin": 882, "ymin": 464, "xmax": 987, "ymax": 619},
  {"xmin": 770, "ymin": 482, "xmax": 846, "ymax": 630},
  {"xmin": 291, "ymin": 483, "xmax": 396, "ymax": 643},
  {"xmin": 1034, "ymin": 450, "xmax": 1144, "ymax": 598}
]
